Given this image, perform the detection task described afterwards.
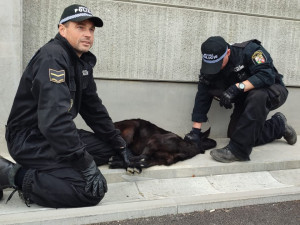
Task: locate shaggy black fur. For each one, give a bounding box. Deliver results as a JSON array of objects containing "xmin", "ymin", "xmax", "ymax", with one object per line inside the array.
[{"xmin": 109, "ymin": 119, "xmax": 216, "ymax": 173}]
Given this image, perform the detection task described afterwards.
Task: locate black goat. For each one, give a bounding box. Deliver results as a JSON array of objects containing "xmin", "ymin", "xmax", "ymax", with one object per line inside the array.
[{"xmin": 109, "ymin": 119, "xmax": 216, "ymax": 173}]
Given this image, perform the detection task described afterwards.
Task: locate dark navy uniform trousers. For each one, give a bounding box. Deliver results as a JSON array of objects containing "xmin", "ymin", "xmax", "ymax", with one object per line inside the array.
[
  {"xmin": 227, "ymin": 83, "xmax": 288, "ymax": 160},
  {"xmin": 6, "ymin": 128, "xmax": 115, "ymax": 208}
]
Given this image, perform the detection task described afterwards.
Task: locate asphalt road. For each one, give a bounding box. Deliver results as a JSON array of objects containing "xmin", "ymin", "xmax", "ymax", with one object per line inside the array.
[{"xmin": 94, "ymin": 200, "xmax": 300, "ymax": 225}]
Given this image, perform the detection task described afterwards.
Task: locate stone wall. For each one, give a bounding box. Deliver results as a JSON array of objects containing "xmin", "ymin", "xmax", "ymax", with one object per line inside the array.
[
  {"xmin": 0, "ymin": 0, "xmax": 22, "ymax": 146},
  {"xmin": 23, "ymin": 0, "xmax": 300, "ymax": 84}
]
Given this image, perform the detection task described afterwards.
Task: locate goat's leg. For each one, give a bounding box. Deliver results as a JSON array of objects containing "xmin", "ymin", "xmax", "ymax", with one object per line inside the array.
[{"xmin": 108, "ymin": 154, "xmax": 127, "ymax": 169}]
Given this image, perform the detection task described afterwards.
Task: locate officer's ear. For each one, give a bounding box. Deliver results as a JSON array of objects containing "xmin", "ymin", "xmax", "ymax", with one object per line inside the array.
[
  {"xmin": 59, "ymin": 23, "xmax": 67, "ymax": 38},
  {"xmin": 227, "ymin": 49, "xmax": 231, "ymax": 57}
]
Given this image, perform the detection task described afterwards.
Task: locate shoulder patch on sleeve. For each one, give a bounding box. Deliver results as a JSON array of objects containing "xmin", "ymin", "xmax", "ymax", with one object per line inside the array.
[
  {"xmin": 251, "ymin": 50, "xmax": 266, "ymax": 65},
  {"xmin": 49, "ymin": 69, "xmax": 65, "ymax": 83}
]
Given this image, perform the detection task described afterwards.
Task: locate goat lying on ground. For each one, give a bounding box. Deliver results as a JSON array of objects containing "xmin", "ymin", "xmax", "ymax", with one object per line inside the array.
[{"xmin": 109, "ymin": 119, "xmax": 217, "ymax": 173}]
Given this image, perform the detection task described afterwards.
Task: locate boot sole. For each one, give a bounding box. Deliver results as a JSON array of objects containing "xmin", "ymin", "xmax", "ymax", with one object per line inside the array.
[
  {"xmin": 274, "ymin": 112, "xmax": 297, "ymax": 145},
  {"xmin": 210, "ymin": 150, "xmax": 240, "ymax": 163},
  {"xmin": 285, "ymin": 125, "xmax": 297, "ymax": 145}
]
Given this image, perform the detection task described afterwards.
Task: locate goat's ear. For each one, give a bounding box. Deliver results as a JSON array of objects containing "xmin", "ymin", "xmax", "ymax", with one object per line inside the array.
[{"xmin": 201, "ymin": 128, "xmax": 211, "ymax": 138}]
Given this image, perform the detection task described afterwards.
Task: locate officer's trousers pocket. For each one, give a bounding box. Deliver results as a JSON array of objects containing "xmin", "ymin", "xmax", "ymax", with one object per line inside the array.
[{"xmin": 267, "ymin": 84, "xmax": 288, "ymax": 110}]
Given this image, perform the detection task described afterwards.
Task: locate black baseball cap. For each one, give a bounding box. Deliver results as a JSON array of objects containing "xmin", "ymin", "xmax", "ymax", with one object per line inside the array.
[
  {"xmin": 59, "ymin": 4, "xmax": 103, "ymax": 27},
  {"xmin": 200, "ymin": 36, "xmax": 228, "ymax": 74}
]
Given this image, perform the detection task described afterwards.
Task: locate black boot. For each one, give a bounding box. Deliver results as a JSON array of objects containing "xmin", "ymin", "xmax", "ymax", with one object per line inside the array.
[
  {"xmin": 274, "ymin": 112, "xmax": 297, "ymax": 145},
  {"xmin": 0, "ymin": 156, "xmax": 22, "ymax": 200},
  {"xmin": 210, "ymin": 145, "xmax": 244, "ymax": 163}
]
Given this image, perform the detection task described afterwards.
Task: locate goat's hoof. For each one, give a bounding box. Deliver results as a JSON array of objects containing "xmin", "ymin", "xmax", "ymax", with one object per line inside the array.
[
  {"xmin": 126, "ymin": 166, "xmax": 142, "ymax": 174},
  {"xmin": 126, "ymin": 167, "xmax": 135, "ymax": 174},
  {"xmin": 134, "ymin": 167, "xmax": 142, "ymax": 174}
]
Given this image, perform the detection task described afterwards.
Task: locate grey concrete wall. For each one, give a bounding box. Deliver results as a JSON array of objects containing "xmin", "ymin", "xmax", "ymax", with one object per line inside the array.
[
  {"xmin": 23, "ymin": 0, "xmax": 300, "ymax": 84},
  {"xmin": 75, "ymin": 81, "xmax": 300, "ymax": 138},
  {"xmin": 0, "ymin": 0, "xmax": 22, "ymax": 148}
]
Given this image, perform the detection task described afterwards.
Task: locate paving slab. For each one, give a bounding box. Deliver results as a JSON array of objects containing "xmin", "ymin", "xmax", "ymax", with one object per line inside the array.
[
  {"xmin": 1, "ymin": 168, "xmax": 300, "ymax": 225},
  {"xmin": 2, "ymin": 138, "xmax": 299, "ymax": 181},
  {"xmin": 0, "ymin": 137, "xmax": 299, "ymax": 225}
]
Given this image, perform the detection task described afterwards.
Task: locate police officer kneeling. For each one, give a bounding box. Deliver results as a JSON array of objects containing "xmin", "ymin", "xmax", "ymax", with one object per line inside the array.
[
  {"xmin": 185, "ymin": 36, "xmax": 297, "ymax": 163},
  {"xmin": 0, "ymin": 4, "xmax": 130, "ymax": 208}
]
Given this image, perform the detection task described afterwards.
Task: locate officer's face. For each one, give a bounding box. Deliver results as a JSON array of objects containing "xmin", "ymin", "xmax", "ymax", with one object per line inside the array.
[{"xmin": 59, "ymin": 20, "xmax": 95, "ymax": 57}]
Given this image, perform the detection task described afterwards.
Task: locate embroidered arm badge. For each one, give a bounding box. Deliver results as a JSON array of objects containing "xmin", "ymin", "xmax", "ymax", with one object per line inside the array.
[
  {"xmin": 49, "ymin": 69, "xmax": 65, "ymax": 83},
  {"xmin": 251, "ymin": 50, "xmax": 266, "ymax": 65}
]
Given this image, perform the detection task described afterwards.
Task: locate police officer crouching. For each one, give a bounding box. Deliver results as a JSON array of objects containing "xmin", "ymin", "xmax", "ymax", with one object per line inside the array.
[
  {"xmin": 185, "ymin": 36, "xmax": 297, "ymax": 163},
  {"xmin": 0, "ymin": 4, "xmax": 130, "ymax": 208}
]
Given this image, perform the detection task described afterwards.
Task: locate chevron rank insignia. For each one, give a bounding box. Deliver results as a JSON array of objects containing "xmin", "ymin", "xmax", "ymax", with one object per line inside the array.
[{"xmin": 49, "ymin": 69, "xmax": 65, "ymax": 83}]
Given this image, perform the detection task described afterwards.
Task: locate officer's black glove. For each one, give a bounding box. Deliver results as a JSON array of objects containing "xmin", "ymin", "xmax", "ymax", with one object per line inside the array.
[
  {"xmin": 111, "ymin": 134, "xmax": 131, "ymax": 167},
  {"xmin": 81, "ymin": 160, "xmax": 107, "ymax": 197},
  {"xmin": 184, "ymin": 128, "xmax": 204, "ymax": 153},
  {"xmin": 219, "ymin": 84, "xmax": 242, "ymax": 109},
  {"xmin": 119, "ymin": 147, "xmax": 131, "ymax": 166}
]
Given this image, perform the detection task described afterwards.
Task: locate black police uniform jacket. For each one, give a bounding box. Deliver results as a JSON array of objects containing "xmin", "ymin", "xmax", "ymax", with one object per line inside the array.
[
  {"xmin": 6, "ymin": 33, "xmax": 125, "ymax": 169},
  {"xmin": 192, "ymin": 39, "xmax": 285, "ymax": 123}
]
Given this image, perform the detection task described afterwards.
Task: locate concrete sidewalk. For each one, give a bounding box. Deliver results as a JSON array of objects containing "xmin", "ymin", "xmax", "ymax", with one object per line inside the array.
[{"xmin": 0, "ymin": 137, "xmax": 300, "ymax": 225}]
